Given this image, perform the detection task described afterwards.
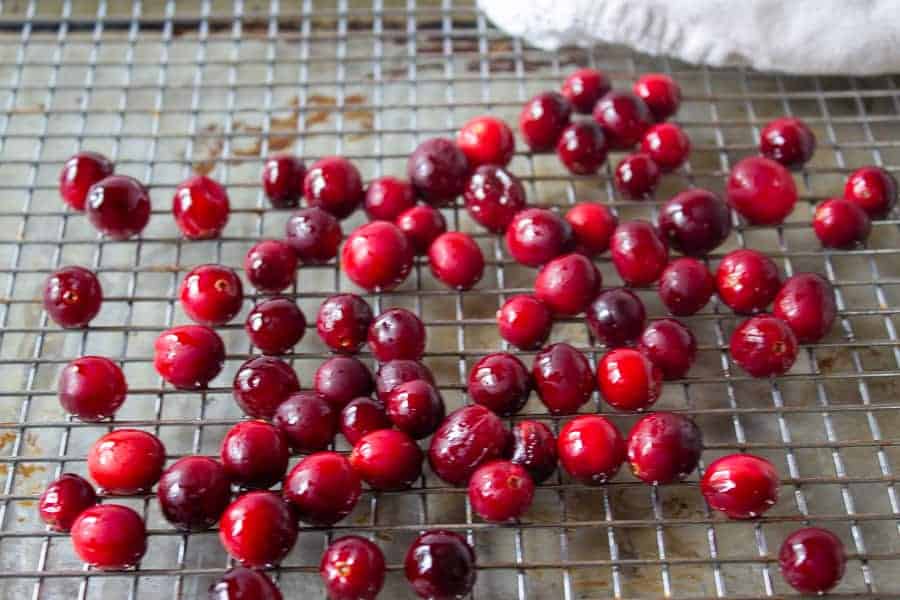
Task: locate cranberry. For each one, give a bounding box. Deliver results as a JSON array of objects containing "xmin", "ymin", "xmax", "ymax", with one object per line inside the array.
[
  {"xmin": 364, "ymin": 176, "xmax": 415, "ymax": 221},
  {"xmin": 626, "ymin": 412, "xmax": 702, "ymax": 484},
  {"xmin": 317, "ymin": 293, "xmax": 373, "ymax": 354},
  {"xmin": 633, "ymin": 73, "xmax": 682, "ymax": 122},
  {"xmin": 262, "ymin": 154, "xmax": 305, "ymax": 208},
  {"xmin": 779, "ymin": 527, "xmax": 846, "ymax": 593},
  {"xmin": 342, "ymin": 221, "xmax": 414, "ymax": 291},
  {"xmin": 59, "ymin": 151, "xmax": 114, "ymax": 211},
  {"xmin": 375, "ymin": 359, "xmax": 435, "ymax": 402},
  {"xmin": 610, "ymin": 220, "xmax": 669, "ymax": 286},
  {"xmin": 233, "ymin": 356, "xmax": 300, "ymax": 420},
  {"xmin": 659, "ymin": 258, "xmax": 715, "ymax": 316},
  {"xmin": 658, "ymin": 189, "xmax": 732, "ymax": 256},
  {"xmin": 773, "ymin": 273, "xmax": 837, "ymax": 343},
  {"xmin": 428, "ymin": 404, "xmax": 509, "ymax": 485},
  {"xmin": 43, "ymin": 266, "xmax": 102, "ymax": 328},
  {"xmin": 716, "ymin": 249, "xmax": 781, "ymax": 314},
  {"xmin": 469, "ymin": 459, "xmax": 535, "ymax": 522},
  {"xmin": 505, "ymin": 208, "xmax": 573, "ymax": 267},
  {"xmin": 844, "ymin": 165, "xmax": 897, "ymax": 217},
  {"xmin": 209, "ymin": 567, "xmax": 283, "ymax": 600},
  {"xmin": 303, "ymin": 156, "xmax": 363, "ymax": 219},
  {"xmin": 274, "ymin": 391, "xmax": 338, "ymax": 452},
  {"xmin": 172, "ymin": 175, "xmax": 230, "ymax": 239},
  {"xmin": 557, "ymin": 415, "xmax": 625, "ymax": 484},
  {"xmin": 456, "ymin": 115, "xmax": 515, "ymax": 168},
  {"xmin": 428, "ymin": 231, "xmax": 485, "ymax": 290},
  {"xmin": 386, "ymin": 379, "xmax": 445, "ymax": 439},
  {"xmin": 496, "ymin": 294, "xmax": 553, "ymax": 350},
  {"xmin": 321, "ymin": 536, "xmax": 386, "ymax": 600},
  {"xmin": 561, "ymin": 68, "xmax": 612, "ymax": 114},
  {"xmin": 340, "ymin": 396, "xmax": 391, "ymax": 445},
  {"xmin": 509, "ymin": 420, "xmax": 557, "ymax": 483},
  {"xmin": 760, "ymin": 117, "xmax": 816, "ymax": 169},
  {"xmin": 813, "ymin": 197, "xmax": 871, "ymax": 248},
  {"xmin": 179, "ymin": 264, "xmax": 243, "ymax": 326},
  {"xmin": 285, "ymin": 206, "xmax": 343, "ymax": 263},
  {"xmin": 640, "ymin": 123, "xmax": 690, "ymax": 172},
  {"xmin": 519, "ymin": 91, "xmax": 572, "ymax": 151},
  {"xmin": 85, "ymin": 174, "xmax": 151, "ymax": 239},
  {"xmin": 701, "ymin": 453, "xmax": 779, "ymax": 519},
  {"xmin": 220, "ymin": 420, "xmax": 289, "ymax": 489},
  {"xmin": 58, "ymin": 355, "xmax": 126, "ymax": 421},
  {"xmin": 614, "ymin": 153, "xmax": 661, "ymax": 200},
  {"xmin": 154, "ymin": 325, "xmax": 225, "ymax": 389},
  {"xmin": 730, "ymin": 314, "xmax": 798, "ymax": 378},
  {"xmin": 245, "ymin": 297, "xmax": 306, "ymax": 355},
  {"xmin": 638, "ymin": 318, "xmax": 697, "ymax": 380},
  {"xmin": 38, "ymin": 473, "xmax": 97, "ymax": 532},
  {"xmin": 350, "ymin": 429, "xmax": 423, "ymax": 490},
  {"xmin": 283, "ymin": 451, "xmax": 361, "ymax": 525},
  {"xmin": 314, "ymin": 356, "xmax": 374, "ymax": 409},
  {"xmin": 468, "ymin": 352, "xmax": 531, "ymax": 416},
  {"xmin": 87, "ymin": 428, "xmax": 165, "ymax": 494},
  {"xmin": 565, "ymin": 202, "xmax": 617, "ymax": 256},
  {"xmin": 463, "ymin": 165, "xmax": 527, "ymax": 233},
  {"xmin": 244, "ymin": 240, "xmax": 297, "ymax": 293},
  {"xmin": 593, "ymin": 90, "xmax": 654, "ymax": 150},
  {"xmin": 396, "ymin": 204, "xmax": 447, "ymax": 253},
  {"xmin": 534, "ymin": 252, "xmax": 600, "ymax": 316},
  {"xmin": 368, "ymin": 308, "xmax": 426, "ymax": 361},
  {"xmin": 556, "ymin": 122, "xmax": 608, "ymax": 175},
  {"xmin": 405, "ymin": 534, "xmax": 477, "ymax": 600},
  {"xmin": 586, "ymin": 287, "xmax": 647, "ymax": 348},
  {"xmin": 726, "ymin": 156, "xmax": 797, "ymax": 225},
  {"xmin": 219, "ymin": 491, "xmax": 298, "ymax": 567},
  {"xmin": 71, "ymin": 504, "xmax": 146, "ymax": 569},
  {"xmin": 597, "ymin": 348, "xmax": 662, "ymax": 411},
  {"xmin": 532, "ymin": 343, "xmax": 595, "ymax": 415},
  {"xmin": 407, "ymin": 137, "xmax": 469, "ymax": 206},
  {"xmin": 157, "ymin": 456, "xmax": 230, "ymax": 531}
]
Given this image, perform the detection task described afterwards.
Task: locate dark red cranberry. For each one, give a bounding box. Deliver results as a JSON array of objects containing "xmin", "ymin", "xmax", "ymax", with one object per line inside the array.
[
  {"xmin": 368, "ymin": 308, "xmax": 426, "ymax": 361},
  {"xmin": 43, "ymin": 266, "xmax": 102, "ymax": 328},
  {"xmin": 565, "ymin": 202, "xmax": 617, "ymax": 256},
  {"xmin": 157, "ymin": 456, "xmax": 230, "ymax": 531},
  {"xmin": 496, "ymin": 294, "xmax": 553, "ymax": 350},
  {"xmin": 245, "ymin": 297, "xmax": 306, "ymax": 355},
  {"xmin": 303, "ymin": 156, "xmax": 363, "ymax": 219},
  {"xmin": 85, "ymin": 174, "xmax": 151, "ymax": 239},
  {"xmin": 340, "ymin": 396, "xmax": 391, "ymax": 445},
  {"xmin": 209, "ymin": 567, "xmax": 283, "ymax": 600},
  {"xmin": 314, "ymin": 356, "xmax": 374, "ymax": 409},
  {"xmin": 428, "ymin": 231, "xmax": 485, "ymax": 290},
  {"xmin": 640, "ymin": 123, "xmax": 690, "ymax": 172},
  {"xmin": 597, "ymin": 348, "xmax": 662, "ymax": 411},
  {"xmin": 468, "ymin": 352, "xmax": 531, "ymax": 416},
  {"xmin": 179, "ymin": 264, "xmax": 243, "ymax": 326},
  {"xmin": 779, "ymin": 527, "xmax": 846, "ymax": 593},
  {"xmin": 58, "ymin": 355, "xmax": 126, "ymax": 421},
  {"xmin": 38, "ymin": 473, "xmax": 97, "ymax": 532},
  {"xmin": 532, "ymin": 343, "xmax": 595, "ymax": 415},
  {"xmin": 813, "ymin": 197, "xmax": 871, "ymax": 248},
  {"xmin": 428, "ymin": 404, "xmax": 510, "ymax": 485},
  {"xmin": 561, "ymin": 68, "xmax": 611, "ymax": 114},
  {"xmin": 219, "ymin": 491, "xmax": 298, "ymax": 567},
  {"xmin": 586, "ymin": 287, "xmax": 647, "ymax": 348},
  {"xmin": 730, "ymin": 314, "xmax": 798, "ymax": 378},
  {"xmin": 701, "ymin": 453, "xmax": 779, "ymax": 519},
  {"xmin": 844, "ymin": 165, "xmax": 897, "ymax": 217},
  {"xmin": 71, "ymin": 504, "xmax": 146, "ymax": 569},
  {"xmin": 317, "ymin": 293, "xmax": 373, "ymax": 354},
  {"xmin": 614, "ymin": 153, "xmax": 661, "ymax": 200},
  {"xmin": 274, "ymin": 391, "xmax": 338, "ymax": 452},
  {"xmin": 463, "ymin": 165, "xmax": 527, "ymax": 233},
  {"xmin": 633, "ymin": 73, "xmax": 681, "ymax": 122},
  {"xmin": 534, "ymin": 252, "xmax": 601, "ymax": 316},
  {"xmin": 556, "ymin": 122, "xmax": 608, "ymax": 175},
  {"xmin": 283, "ymin": 451, "xmax": 361, "ymax": 526},
  {"xmin": 773, "ymin": 273, "xmax": 837, "ymax": 343},
  {"xmin": 220, "ymin": 420, "xmax": 290, "ymax": 489},
  {"xmin": 626, "ymin": 412, "xmax": 702, "ymax": 484},
  {"xmin": 505, "ymin": 207, "xmax": 573, "ymax": 267},
  {"xmin": 760, "ymin": 117, "xmax": 816, "ymax": 169},
  {"xmin": 405, "ymin": 530, "xmax": 476, "ymax": 599},
  {"xmin": 456, "ymin": 115, "xmax": 515, "ymax": 168},
  {"xmin": 638, "ymin": 318, "xmax": 697, "ymax": 380},
  {"xmin": 244, "ymin": 240, "xmax": 297, "ymax": 293},
  {"xmin": 610, "ymin": 220, "xmax": 669, "ymax": 286},
  {"xmin": 469, "ymin": 459, "xmax": 535, "ymax": 522},
  {"xmin": 341, "ymin": 221, "xmax": 414, "ymax": 291},
  {"xmin": 375, "ymin": 359, "xmax": 435, "ymax": 402},
  {"xmin": 87, "ymin": 428, "xmax": 165, "ymax": 494},
  {"xmin": 364, "ymin": 176, "xmax": 415, "ymax": 221},
  {"xmin": 396, "ymin": 204, "xmax": 447, "ymax": 253},
  {"xmin": 59, "ymin": 151, "xmax": 114, "ymax": 211},
  {"xmin": 715, "ymin": 249, "xmax": 781, "ymax": 314},
  {"xmin": 386, "ymin": 379, "xmax": 446, "ymax": 439},
  {"xmin": 658, "ymin": 189, "xmax": 732, "ymax": 256},
  {"xmin": 172, "ymin": 175, "xmax": 230, "ymax": 239},
  {"xmin": 519, "ymin": 92, "xmax": 572, "ymax": 151},
  {"xmin": 726, "ymin": 156, "xmax": 797, "ymax": 225},
  {"xmin": 659, "ymin": 258, "xmax": 715, "ymax": 316},
  {"xmin": 233, "ymin": 356, "xmax": 301, "ymax": 420},
  {"xmin": 154, "ymin": 325, "xmax": 225, "ymax": 389},
  {"xmin": 509, "ymin": 420, "xmax": 557, "ymax": 483},
  {"xmin": 350, "ymin": 428, "xmax": 423, "ymax": 490},
  {"xmin": 407, "ymin": 137, "xmax": 469, "ymax": 206},
  {"xmin": 262, "ymin": 154, "xmax": 305, "ymax": 208},
  {"xmin": 285, "ymin": 206, "xmax": 343, "ymax": 263},
  {"xmin": 592, "ymin": 90, "xmax": 653, "ymax": 150},
  {"xmin": 321, "ymin": 536, "xmax": 386, "ymax": 600},
  {"xmin": 557, "ymin": 415, "xmax": 625, "ymax": 484}
]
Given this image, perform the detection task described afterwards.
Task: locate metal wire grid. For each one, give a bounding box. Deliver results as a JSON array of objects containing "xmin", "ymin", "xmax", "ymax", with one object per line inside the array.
[{"xmin": 0, "ymin": 0, "xmax": 897, "ymax": 598}]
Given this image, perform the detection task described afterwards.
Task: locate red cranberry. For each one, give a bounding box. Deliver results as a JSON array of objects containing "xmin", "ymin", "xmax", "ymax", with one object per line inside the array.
[
  {"xmin": 626, "ymin": 412, "xmax": 702, "ymax": 484},
  {"xmin": 592, "ymin": 90, "xmax": 653, "ymax": 150},
  {"xmin": 245, "ymin": 297, "xmax": 306, "ymax": 355},
  {"xmin": 87, "ymin": 428, "xmax": 165, "ymax": 494},
  {"xmin": 760, "ymin": 117, "xmax": 816, "ymax": 169},
  {"xmin": 209, "ymin": 567, "xmax": 283, "ymax": 600},
  {"xmin": 428, "ymin": 231, "xmax": 485, "ymax": 290},
  {"xmin": 219, "ymin": 491, "xmax": 298, "ymax": 567},
  {"xmin": 43, "ymin": 266, "xmax": 102, "ymax": 328},
  {"xmin": 532, "ymin": 343, "xmax": 595, "ymax": 415},
  {"xmin": 375, "ymin": 359, "xmax": 435, "ymax": 402},
  {"xmin": 220, "ymin": 420, "xmax": 289, "ymax": 489},
  {"xmin": 496, "ymin": 294, "xmax": 553, "ymax": 350},
  {"xmin": 303, "ymin": 156, "xmax": 363, "ymax": 219},
  {"xmin": 387, "ymin": 379, "xmax": 445, "ymax": 439},
  {"xmin": 350, "ymin": 428, "xmax": 423, "ymax": 490},
  {"xmin": 534, "ymin": 252, "xmax": 601, "ymax": 316},
  {"xmin": 519, "ymin": 92, "xmax": 572, "ymax": 151},
  {"xmin": 274, "ymin": 391, "xmax": 338, "ymax": 452},
  {"xmin": 157, "ymin": 456, "xmax": 230, "ymax": 531},
  {"xmin": 701, "ymin": 453, "xmax": 779, "ymax": 519},
  {"xmin": 340, "ymin": 396, "xmax": 391, "ymax": 445},
  {"xmin": 368, "ymin": 308, "xmax": 426, "ymax": 361},
  {"xmin": 561, "ymin": 68, "xmax": 611, "ymax": 114},
  {"xmin": 71, "ymin": 504, "xmax": 146, "ymax": 569},
  {"xmin": 456, "ymin": 115, "xmax": 515, "ymax": 168},
  {"xmin": 428, "ymin": 404, "xmax": 509, "ymax": 485},
  {"xmin": 610, "ymin": 220, "xmax": 669, "ymax": 286},
  {"xmin": 233, "ymin": 356, "xmax": 300, "ymax": 420},
  {"xmin": 285, "ymin": 206, "xmax": 343, "ymax": 264},
  {"xmin": 773, "ymin": 273, "xmax": 837, "ymax": 343},
  {"xmin": 468, "ymin": 352, "xmax": 531, "ymax": 416},
  {"xmin": 283, "ymin": 451, "xmax": 361, "ymax": 525},
  {"xmin": 813, "ymin": 197, "xmax": 871, "ymax": 248},
  {"xmin": 317, "ymin": 293, "xmax": 373, "ymax": 354},
  {"xmin": 58, "ymin": 355, "xmax": 126, "ymax": 421},
  {"xmin": 469, "ymin": 459, "xmax": 535, "ymax": 522},
  {"xmin": 586, "ymin": 287, "xmax": 647, "ymax": 348},
  {"xmin": 396, "ymin": 205, "xmax": 447, "ymax": 253},
  {"xmin": 659, "ymin": 258, "xmax": 715, "ymax": 316},
  {"xmin": 505, "ymin": 207, "xmax": 573, "ymax": 267},
  {"xmin": 405, "ymin": 530, "xmax": 476, "ymax": 599},
  {"xmin": 730, "ymin": 314, "xmax": 798, "ymax": 378},
  {"xmin": 597, "ymin": 348, "xmax": 662, "ymax": 411},
  {"xmin": 59, "ymin": 151, "xmax": 113, "ymax": 211},
  {"xmin": 565, "ymin": 202, "xmax": 617, "ymax": 256},
  {"xmin": 779, "ymin": 527, "xmax": 846, "ymax": 593},
  {"xmin": 556, "ymin": 121, "xmax": 608, "ymax": 175},
  {"xmin": 262, "ymin": 154, "xmax": 305, "ymax": 208},
  {"xmin": 716, "ymin": 249, "xmax": 781, "ymax": 314},
  {"xmin": 844, "ymin": 165, "xmax": 897, "ymax": 217},
  {"xmin": 154, "ymin": 325, "xmax": 225, "ymax": 389},
  {"xmin": 726, "ymin": 156, "xmax": 797, "ymax": 225},
  {"xmin": 321, "ymin": 536, "xmax": 386, "ymax": 600},
  {"xmin": 244, "ymin": 240, "xmax": 297, "ymax": 293},
  {"xmin": 407, "ymin": 137, "xmax": 469, "ymax": 206},
  {"xmin": 640, "ymin": 123, "xmax": 690, "ymax": 172},
  {"xmin": 85, "ymin": 175, "xmax": 151, "ymax": 239},
  {"xmin": 179, "ymin": 264, "xmax": 243, "ymax": 326},
  {"xmin": 342, "ymin": 221, "xmax": 414, "ymax": 291},
  {"xmin": 558, "ymin": 415, "xmax": 625, "ymax": 484},
  {"xmin": 315, "ymin": 356, "xmax": 374, "ymax": 409},
  {"xmin": 509, "ymin": 420, "xmax": 557, "ymax": 484},
  {"xmin": 38, "ymin": 473, "xmax": 97, "ymax": 532},
  {"xmin": 614, "ymin": 153, "xmax": 661, "ymax": 200},
  {"xmin": 633, "ymin": 73, "xmax": 681, "ymax": 122},
  {"xmin": 463, "ymin": 165, "xmax": 527, "ymax": 233},
  {"xmin": 638, "ymin": 318, "xmax": 697, "ymax": 380},
  {"xmin": 658, "ymin": 189, "xmax": 732, "ymax": 256},
  {"xmin": 364, "ymin": 176, "xmax": 415, "ymax": 221},
  {"xmin": 172, "ymin": 175, "xmax": 230, "ymax": 239}
]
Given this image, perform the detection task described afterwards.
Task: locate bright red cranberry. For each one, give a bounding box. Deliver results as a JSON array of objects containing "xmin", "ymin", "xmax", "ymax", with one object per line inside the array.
[
  {"xmin": 283, "ymin": 451, "xmax": 361, "ymax": 525},
  {"xmin": 626, "ymin": 412, "xmax": 702, "ymax": 484},
  {"xmin": 157, "ymin": 456, "xmax": 230, "ymax": 531},
  {"xmin": 633, "ymin": 73, "xmax": 681, "ymax": 122},
  {"xmin": 209, "ymin": 567, "xmax": 283, "ymax": 600},
  {"xmin": 534, "ymin": 253, "xmax": 600, "ymax": 316},
  {"xmin": 386, "ymin": 379, "xmax": 446, "ymax": 439},
  {"xmin": 565, "ymin": 202, "xmax": 617, "ymax": 256},
  {"xmin": 375, "ymin": 359, "xmax": 435, "ymax": 402},
  {"xmin": 428, "ymin": 404, "xmax": 510, "ymax": 485},
  {"xmin": 562, "ymin": 68, "xmax": 611, "ymax": 114},
  {"xmin": 532, "ymin": 343, "xmax": 595, "ymax": 415},
  {"xmin": 730, "ymin": 314, "xmax": 798, "ymax": 377},
  {"xmin": 245, "ymin": 297, "xmax": 306, "ymax": 355},
  {"xmin": 556, "ymin": 122, "xmax": 608, "ymax": 175},
  {"xmin": 614, "ymin": 153, "xmax": 661, "ymax": 200},
  {"xmin": 364, "ymin": 176, "xmax": 415, "ymax": 221},
  {"xmin": 779, "ymin": 527, "xmax": 846, "ymax": 594},
  {"xmin": 509, "ymin": 420, "xmax": 557, "ymax": 483},
  {"xmin": 396, "ymin": 204, "xmax": 447, "ymax": 253},
  {"xmin": 233, "ymin": 356, "xmax": 300, "ymax": 420},
  {"xmin": 428, "ymin": 231, "xmax": 485, "ymax": 290},
  {"xmin": 315, "ymin": 356, "xmax": 374, "ymax": 409},
  {"xmin": 463, "ymin": 165, "xmax": 527, "ymax": 233},
  {"xmin": 844, "ymin": 165, "xmax": 897, "ymax": 217},
  {"xmin": 659, "ymin": 258, "xmax": 715, "ymax": 316},
  {"xmin": 456, "ymin": 115, "xmax": 515, "ymax": 168},
  {"xmin": 638, "ymin": 318, "xmax": 697, "ymax": 380},
  {"xmin": 468, "ymin": 352, "xmax": 531, "ymax": 416},
  {"xmin": 43, "ymin": 266, "xmax": 102, "ymax": 328},
  {"xmin": 59, "ymin": 151, "xmax": 114, "ymax": 211},
  {"xmin": 726, "ymin": 156, "xmax": 797, "ymax": 225},
  {"xmin": 71, "ymin": 504, "xmax": 146, "ymax": 569},
  {"xmin": 407, "ymin": 137, "xmax": 469, "ymax": 206},
  {"xmin": 597, "ymin": 348, "xmax": 662, "ymax": 411},
  {"xmin": 350, "ymin": 428, "xmax": 423, "ymax": 490},
  {"xmin": 262, "ymin": 154, "xmax": 305, "ymax": 208},
  {"xmin": 87, "ymin": 428, "xmax": 165, "ymax": 494},
  {"xmin": 593, "ymin": 90, "xmax": 653, "ymax": 150},
  {"xmin": 519, "ymin": 92, "xmax": 572, "ymax": 151},
  {"xmin": 321, "ymin": 536, "xmax": 386, "ymax": 600},
  {"xmin": 658, "ymin": 189, "xmax": 732, "ymax": 256},
  {"xmin": 340, "ymin": 396, "xmax": 391, "ymax": 445},
  {"xmin": 342, "ymin": 221, "xmax": 414, "ymax": 291},
  {"xmin": 58, "ymin": 355, "xmax": 126, "ymax": 421},
  {"xmin": 469, "ymin": 459, "xmax": 535, "ymax": 522},
  {"xmin": 505, "ymin": 208, "xmax": 573, "ymax": 267},
  {"xmin": 640, "ymin": 123, "xmax": 690, "ymax": 172},
  {"xmin": 701, "ymin": 453, "xmax": 779, "ymax": 519},
  {"xmin": 179, "ymin": 264, "xmax": 243, "ymax": 326},
  {"xmin": 610, "ymin": 220, "xmax": 669, "ymax": 286},
  {"xmin": 38, "ymin": 473, "xmax": 97, "ymax": 532},
  {"xmin": 285, "ymin": 206, "xmax": 343, "ymax": 263},
  {"xmin": 172, "ymin": 175, "xmax": 230, "ymax": 239},
  {"xmin": 586, "ymin": 287, "xmax": 647, "ymax": 348},
  {"xmin": 716, "ymin": 249, "xmax": 781, "ymax": 314},
  {"xmin": 317, "ymin": 293, "xmax": 373, "ymax": 354},
  {"xmin": 773, "ymin": 273, "xmax": 837, "ymax": 343},
  {"xmin": 303, "ymin": 156, "xmax": 363, "ymax": 219},
  {"xmin": 85, "ymin": 174, "xmax": 151, "ymax": 239},
  {"xmin": 219, "ymin": 491, "xmax": 298, "ymax": 567},
  {"xmin": 405, "ymin": 530, "xmax": 476, "ymax": 599},
  {"xmin": 274, "ymin": 391, "xmax": 338, "ymax": 452},
  {"xmin": 558, "ymin": 415, "xmax": 625, "ymax": 484},
  {"xmin": 497, "ymin": 294, "xmax": 553, "ymax": 350},
  {"xmin": 368, "ymin": 308, "xmax": 426, "ymax": 361},
  {"xmin": 220, "ymin": 420, "xmax": 289, "ymax": 489},
  {"xmin": 813, "ymin": 197, "xmax": 871, "ymax": 248},
  {"xmin": 154, "ymin": 325, "xmax": 225, "ymax": 389},
  {"xmin": 760, "ymin": 117, "xmax": 816, "ymax": 169},
  {"xmin": 244, "ymin": 240, "xmax": 297, "ymax": 293}
]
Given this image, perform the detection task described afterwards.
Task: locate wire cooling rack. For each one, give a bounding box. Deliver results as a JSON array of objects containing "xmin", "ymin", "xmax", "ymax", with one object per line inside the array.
[{"xmin": 0, "ymin": 0, "xmax": 899, "ymax": 598}]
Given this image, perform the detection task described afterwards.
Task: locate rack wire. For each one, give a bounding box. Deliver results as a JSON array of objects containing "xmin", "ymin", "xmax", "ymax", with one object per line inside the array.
[{"xmin": 0, "ymin": 0, "xmax": 898, "ymax": 598}]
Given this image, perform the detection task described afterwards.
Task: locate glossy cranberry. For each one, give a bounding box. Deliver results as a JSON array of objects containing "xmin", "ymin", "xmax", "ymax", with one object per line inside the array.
[
  {"xmin": 701, "ymin": 453, "xmax": 779, "ymax": 519},
  {"xmin": 43, "ymin": 266, "xmax": 102, "ymax": 328},
  {"xmin": 658, "ymin": 189, "xmax": 732, "ymax": 256},
  {"xmin": 368, "ymin": 308, "xmax": 426, "ymax": 361},
  {"xmin": 428, "ymin": 404, "xmax": 510, "ymax": 485},
  {"xmin": 658, "ymin": 258, "xmax": 715, "ymax": 316},
  {"xmin": 172, "ymin": 175, "xmax": 230, "ymax": 239},
  {"xmin": 730, "ymin": 314, "xmax": 798, "ymax": 378},
  {"xmin": 556, "ymin": 121, "xmax": 609, "ymax": 175},
  {"xmin": 375, "ymin": 359, "xmax": 435, "ymax": 402},
  {"xmin": 340, "ymin": 396, "xmax": 391, "ymax": 445},
  {"xmin": 633, "ymin": 73, "xmax": 681, "ymax": 122},
  {"xmin": 350, "ymin": 429, "xmax": 423, "ymax": 490},
  {"xmin": 716, "ymin": 249, "xmax": 781, "ymax": 314},
  {"xmin": 209, "ymin": 567, "xmax": 283, "ymax": 600},
  {"xmin": 773, "ymin": 273, "xmax": 837, "ymax": 343},
  {"xmin": 586, "ymin": 287, "xmax": 647, "ymax": 348},
  {"xmin": 638, "ymin": 318, "xmax": 697, "ymax": 380},
  {"xmin": 626, "ymin": 411, "xmax": 702, "ymax": 484},
  {"xmin": 87, "ymin": 429, "xmax": 165, "ymax": 494},
  {"xmin": 283, "ymin": 451, "xmax": 361, "ymax": 525},
  {"xmin": 844, "ymin": 165, "xmax": 897, "ymax": 217},
  {"xmin": 534, "ymin": 252, "xmax": 601, "ymax": 316},
  {"xmin": 274, "ymin": 391, "xmax": 338, "ymax": 452},
  {"xmin": 71, "ymin": 504, "xmax": 146, "ymax": 569},
  {"xmin": 456, "ymin": 115, "xmax": 515, "ymax": 168},
  {"xmin": 760, "ymin": 117, "xmax": 816, "ymax": 169},
  {"xmin": 154, "ymin": 325, "xmax": 225, "ymax": 389},
  {"xmin": 321, "ymin": 536, "xmax": 386, "ymax": 600},
  {"xmin": 428, "ymin": 231, "xmax": 485, "ymax": 290},
  {"xmin": 386, "ymin": 379, "xmax": 445, "ymax": 439},
  {"xmin": 496, "ymin": 294, "xmax": 553, "ymax": 350},
  {"xmin": 610, "ymin": 220, "xmax": 669, "ymax": 286},
  {"xmin": 468, "ymin": 352, "xmax": 531, "ymax": 416},
  {"xmin": 58, "ymin": 355, "xmax": 126, "ymax": 421},
  {"xmin": 469, "ymin": 459, "xmax": 535, "ymax": 522},
  {"xmin": 561, "ymin": 68, "xmax": 611, "ymax": 114},
  {"xmin": 59, "ymin": 151, "xmax": 114, "ymax": 211},
  {"xmin": 219, "ymin": 491, "xmax": 298, "ymax": 568},
  {"xmin": 245, "ymin": 297, "xmax": 306, "ymax": 355},
  {"xmin": 317, "ymin": 293, "xmax": 373, "ymax": 354},
  {"xmin": 244, "ymin": 240, "xmax": 297, "ymax": 293},
  {"xmin": 532, "ymin": 343, "xmax": 595, "ymax": 415},
  {"xmin": 407, "ymin": 137, "xmax": 469, "ymax": 206},
  {"xmin": 726, "ymin": 156, "xmax": 797, "ymax": 225},
  {"xmin": 220, "ymin": 420, "xmax": 290, "ymax": 489},
  {"xmin": 85, "ymin": 175, "xmax": 151, "ymax": 239},
  {"xmin": 779, "ymin": 527, "xmax": 846, "ymax": 593},
  {"xmin": 364, "ymin": 176, "xmax": 415, "ymax": 221},
  {"xmin": 303, "ymin": 156, "xmax": 363, "ymax": 219},
  {"xmin": 262, "ymin": 154, "xmax": 306, "ymax": 208},
  {"xmin": 519, "ymin": 91, "xmax": 572, "ymax": 151},
  {"xmin": 157, "ymin": 456, "xmax": 230, "ymax": 531},
  {"xmin": 557, "ymin": 415, "xmax": 625, "ymax": 484},
  {"xmin": 179, "ymin": 264, "xmax": 243, "ymax": 326},
  {"xmin": 233, "ymin": 356, "xmax": 300, "ymax": 420},
  {"xmin": 38, "ymin": 473, "xmax": 97, "ymax": 532},
  {"xmin": 614, "ymin": 153, "xmax": 661, "ymax": 200},
  {"xmin": 314, "ymin": 356, "xmax": 374, "ymax": 409},
  {"xmin": 597, "ymin": 348, "xmax": 662, "ymax": 411},
  {"xmin": 644, "ymin": 128, "xmax": 692, "ymax": 178},
  {"xmin": 405, "ymin": 530, "xmax": 476, "ymax": 599},
  {"xmin": 509, "ymin": 420, "xmax": 557, "ymax": 483},
  {"xmin": 396, "ymin": 204, "xmax": 447, "ymax": 253},
  {"xmin": 565, "ymin": 202, "xmax": 617, "ymax": 256},
  {"xmin": 285, "ymin": 206, "xmax": 343, "ymax": 264},
  {"xmin": 813, "ymin": 197, "xmax": 871, "ymax": 248},
  {"xmin": 505, "ymin": 207, "xmax": 573, "ymax": 267},
  {"xmin": 342, "ymin": 221, "xmax": 414, "ymax": 291},
  {"xmin": 463, "ymin": 165, "xmax": 527, "ymax": 233},
  {"xmin": 593, "ymin": 90, "xmax": 654, "ymax": 150}
]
